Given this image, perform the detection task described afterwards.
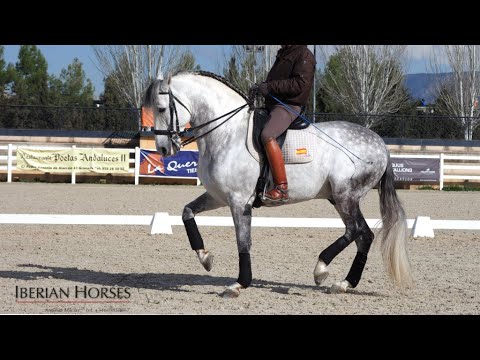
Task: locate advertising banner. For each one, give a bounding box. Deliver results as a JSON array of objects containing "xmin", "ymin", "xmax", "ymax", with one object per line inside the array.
[
  {"xmin": 139, "ymin": 149, "xmax": 198, "ymax": 178},
  {"xmin": 392, "ymin": 157, "xmax": 440, "ymax": 182},
  {"xmin": 16, "ymin": 147, "xmax": 130, "ymax": 173}
]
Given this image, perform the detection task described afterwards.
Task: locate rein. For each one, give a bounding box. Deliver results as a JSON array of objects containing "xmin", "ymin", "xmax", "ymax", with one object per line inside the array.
[
  {"xmin": 268, "ymin": 94, "xmax": 372, "ymax": 165},
  {"xmin": 152, "ymin": 89, "xmax": 249, "ymax": 150}
]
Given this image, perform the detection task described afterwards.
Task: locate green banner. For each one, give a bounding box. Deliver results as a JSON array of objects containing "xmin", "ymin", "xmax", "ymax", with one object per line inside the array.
[{"xmin": 16, "ymin": 147, "xmax": 131, "ymax": 173}]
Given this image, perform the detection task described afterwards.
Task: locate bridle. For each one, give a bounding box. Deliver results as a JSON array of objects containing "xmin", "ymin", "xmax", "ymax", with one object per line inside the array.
[
  {"xmin": 152, "ymin": 89, "xmax": 250, "ymax": 151},
  {"xmin": 153, "ymin": 89, "xmax": 193, "ymax": 151}
]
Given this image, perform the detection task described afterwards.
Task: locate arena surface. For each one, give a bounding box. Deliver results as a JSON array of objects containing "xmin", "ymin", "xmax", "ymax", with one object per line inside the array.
[{"xmin": 0, "ymin": 183, "xmax": 478, "ymax": 314}]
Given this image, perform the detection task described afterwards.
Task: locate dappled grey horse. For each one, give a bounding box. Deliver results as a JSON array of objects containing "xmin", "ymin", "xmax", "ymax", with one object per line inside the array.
[{"xmin": 143, "ymin": 71, "xmax": 412, "ymax": 298}]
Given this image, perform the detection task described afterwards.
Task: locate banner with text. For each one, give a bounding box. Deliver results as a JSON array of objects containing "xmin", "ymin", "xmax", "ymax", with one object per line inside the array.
[
  {"xmin": 140, "ymin": 149, "xmax": 198, "ymax": 177},
  {"xmin": 16, "ymin": 147, "xmax": 130, "ymax": 173},
  {"xmin": 392, "ymin": 157, "xmax": 440, "ymax": 182}
]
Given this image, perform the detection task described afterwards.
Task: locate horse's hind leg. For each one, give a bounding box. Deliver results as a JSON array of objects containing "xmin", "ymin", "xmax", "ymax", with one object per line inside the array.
[
  {"xmin": 314, "ymin": 196, "xmax": 373, "ymax": 293},
  {"xmin": 183, "ymin": 192, "xmax": 224, "ymax": 271},
  {"xmin": 330, "ymin": 206, "xmax": 374, "ymax": 294},
  {"xmin": 221, "ymin": 202, "xmax": 253, "ymax": 298},
  {"xmin": 314, "ymin": 198, "xmax": 358, "ymax": 286}
]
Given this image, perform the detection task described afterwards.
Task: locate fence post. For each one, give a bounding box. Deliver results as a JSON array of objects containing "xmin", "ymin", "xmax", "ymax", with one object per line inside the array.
[
  {"xmin": 7, "ymin": 143, "xmax": 13, "ymax": 183},
  {"xmin": 439, "ymin": 153, "xmax": 444, "ymax": 190},
  {"xmin": 71, "ymin": 145, "xmax": 76, "ymax": 184},
  {"xmin": 134, "ymin": 147, "xmax": 140, "ymax": 185}
]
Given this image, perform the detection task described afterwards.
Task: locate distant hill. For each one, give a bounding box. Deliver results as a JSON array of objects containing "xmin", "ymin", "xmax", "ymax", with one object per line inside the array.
[{"xmin": 405, "ymin": 73, "xmax": 449, "ymax": 104}]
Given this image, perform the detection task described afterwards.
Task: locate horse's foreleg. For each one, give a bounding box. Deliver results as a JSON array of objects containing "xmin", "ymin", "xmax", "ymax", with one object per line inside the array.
[
  {"xmin": 183, "ymin": 192, "xmax": 224, "ymax": 271},
  {"xmin": 221, "ymin": 203, "xmax": 252, "ymax": 298}
]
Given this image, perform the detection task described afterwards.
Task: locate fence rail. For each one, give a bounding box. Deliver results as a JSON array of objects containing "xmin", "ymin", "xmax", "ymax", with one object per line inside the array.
[
  {"xmin": 1, "ymin": 145, "xmax": 479, "ymax": 188},
  {"xmin": 0, "ymin": 144, "xmax": 200, "ymax": 185},
  {"xmin": 0, "ymin": 144, "xmax": 137, "ymax": 184},
  {"xmin": 390, "ymin": 153, "xmax": 480, "ymax": 189}
]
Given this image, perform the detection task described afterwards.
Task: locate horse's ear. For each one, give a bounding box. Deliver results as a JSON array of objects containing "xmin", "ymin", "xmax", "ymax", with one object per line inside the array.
[{"xmin": 166, "ymin": 72, "xmax": 172, "ymax": 85}]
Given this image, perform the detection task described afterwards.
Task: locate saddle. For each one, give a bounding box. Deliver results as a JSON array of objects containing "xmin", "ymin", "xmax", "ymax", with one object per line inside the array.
[
  {"xmin": 249, "ymin": 107, "xmax": 312, "ymax": 208},
  {"xmin": 252, "ymin": 107, "xmax": 310, "ymax": 152}
]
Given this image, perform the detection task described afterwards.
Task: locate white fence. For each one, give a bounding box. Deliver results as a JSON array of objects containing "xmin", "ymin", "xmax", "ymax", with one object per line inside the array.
[
  {"xmin": 0, "ymin": 212, "xmax": 479, "ymax": 238},
  {"xmin": 1, "ymin": 145, "xmax": 479, "ymax": 188},
  {"xmin": 391, "ymin": 154, "xmax": 480, "ymax": 190},
  {"xmin": 439, "ymin": 153, "xmax": 480, "ymax": 189},
  {"xmin": 0, "ymin": 145, "xmax": 200, "ymax": 185}
]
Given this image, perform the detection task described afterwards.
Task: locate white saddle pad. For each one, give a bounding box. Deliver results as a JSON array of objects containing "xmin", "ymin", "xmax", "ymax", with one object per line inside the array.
[{"xmin": 246, "ymin": 111, "xmax": 316, "ymax": 164}]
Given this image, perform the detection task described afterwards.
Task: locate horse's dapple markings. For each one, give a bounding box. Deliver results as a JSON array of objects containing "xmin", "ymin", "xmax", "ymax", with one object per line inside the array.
[{"xmin": 143, "ymin": 71, "xmax": 413, "ymax": 298}]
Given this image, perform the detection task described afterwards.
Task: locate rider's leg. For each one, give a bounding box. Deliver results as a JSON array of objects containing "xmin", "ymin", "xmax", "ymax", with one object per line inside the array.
[{"xmin": 261, "ymin": 104, "xmax": 301, "ymax": 202}]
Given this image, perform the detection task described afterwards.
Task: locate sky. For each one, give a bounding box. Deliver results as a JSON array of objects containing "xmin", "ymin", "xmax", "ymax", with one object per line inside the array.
[{"xmin": 2, "ymin": 45, "xmax": 436, "ymax": 99}]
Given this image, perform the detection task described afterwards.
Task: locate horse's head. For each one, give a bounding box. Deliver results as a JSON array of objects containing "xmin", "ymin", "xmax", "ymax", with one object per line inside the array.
[
  {"xmin": 143, "ymin": 70, "xmax": 249, "ymax": 157},
  {"xmin": 143, "ymin": 73, "xmax": 191, "ymax": 156}
]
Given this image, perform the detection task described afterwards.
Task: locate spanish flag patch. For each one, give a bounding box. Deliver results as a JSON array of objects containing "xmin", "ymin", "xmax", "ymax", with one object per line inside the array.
[{"xmin": 296, "ymin": 148, "xmax": 308, "ymax": 155}]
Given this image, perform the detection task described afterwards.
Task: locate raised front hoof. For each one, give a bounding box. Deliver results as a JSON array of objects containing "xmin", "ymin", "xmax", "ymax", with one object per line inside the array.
[
  {"xmin": 313, "ymin": 260, "xmax": 329, "ymax": 286},
  {"xmin": 220, "ymin": 283, "xmax": 244, "ymax": 298},
  {"xmin": 197, "ymin": 249, "xmax": 214, "ymax": 272},
  {"xmin": 329, "ymin": 280, "xmax": 352, "ymax": 294}
]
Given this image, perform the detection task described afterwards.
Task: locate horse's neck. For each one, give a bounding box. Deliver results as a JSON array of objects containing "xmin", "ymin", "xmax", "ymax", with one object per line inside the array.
[{"xmin": 172, "ymin": 76, "xmax": 249, "ymax": 154}]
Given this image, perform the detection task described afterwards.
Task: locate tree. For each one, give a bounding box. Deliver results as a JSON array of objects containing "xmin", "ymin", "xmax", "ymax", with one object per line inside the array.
[
  {"xmin": 0, "ymin": 46, "xmax": 50, "ymax": 128},
  {"xmin": 319, "ymin": 45, "xmax": 409, "ymax": 128},
  {"xmin": 59, "ymin": 58, "xmax": 94, "ymax": 106},
  {"xmin": 318, "ymin": 54, "xmax": 348, "ymax": 113},
  {"xmin": 222, "ymin": 45, "xmax": 272, "ymax": 94},
  {"xmin": 224, "ymin": 56, "xmax": 240, "ymax": 85},
  {"xmin": 429, "ymin": 45, "xmax": 480, "ymax": 140},
  {"xmin": 91, "ymin": 45, "xmax": 186, "ymax": 113},
  {"xmin": 0, "ymin": 46, "xmax": 6, "ymax": 95},
  {"xmin": 47, "ymin": 74, "xmax": 63, "ymax": 105},
  {"xmin": 11, "ymin": 45, "xmax": 49, "ymax": 105},
  {"xmin": 101, "ymin": 72, "xmax": 130, "ymax": 107},
  {"xmin": 174, "ymin": 50, "xmax": 200, "ymax": 72},
  {"xmin": 98, "ymin": 71, "xmax": 136, "ymax": 131}
]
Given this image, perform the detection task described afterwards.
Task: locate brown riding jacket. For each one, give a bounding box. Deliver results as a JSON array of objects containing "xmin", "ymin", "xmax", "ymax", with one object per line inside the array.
[{"xmin": 264, "ymin": 45, "xmax": 316, "ymax": 107}]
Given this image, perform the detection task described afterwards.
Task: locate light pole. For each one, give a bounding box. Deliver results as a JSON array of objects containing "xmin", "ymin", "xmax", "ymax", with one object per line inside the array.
[{"xmin": 244, "ymin": 45, "xmax": 265, "ymax": 85}]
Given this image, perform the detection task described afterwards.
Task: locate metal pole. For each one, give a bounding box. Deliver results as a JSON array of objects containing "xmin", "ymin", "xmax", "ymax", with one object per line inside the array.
[
  {"xmin": 252, "ymin": 46, "xmax": 256, "ymax": 85},
  {"xmin": 7, "ymin": 143, "xmax": 13, "ymax": 183},
  {"xmin": 71, "ymin": 145, "xmax": 76, "ymax": 184},
  {"xmin": 265, "ymin": 45, "xmax": 268, "ymax": 78},
  {"xmin": 313, "ymin": 45, "xmax": 316, "ymax": 122},
  {"xmin": 134, "ymin": 146, "xmax": 140, "ymax": 185},
  {"xmin": 440, "ymin": 153, "xmax": 444, "ymax": 190}
]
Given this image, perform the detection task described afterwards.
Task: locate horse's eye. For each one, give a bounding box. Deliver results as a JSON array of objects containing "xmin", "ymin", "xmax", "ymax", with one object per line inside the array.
[{"xmin": 158, "ymin": 108, "xmax": 166, "ymax": 113}]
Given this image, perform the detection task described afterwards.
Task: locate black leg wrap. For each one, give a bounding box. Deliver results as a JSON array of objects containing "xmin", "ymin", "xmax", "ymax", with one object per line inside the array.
[
  {"xmin": 237, "ymin": 253, "xmax": 252, "ymax": 288},
  {"xmin": 183, "ymin": 218, "xmax": 204, "ymax": 251},
  {"xmin": 319, "ymin": 236, "xmax": 351, "ymax": 265},
  {"xmin": 345, "ymin": 252, "xmax": 368, "ymax": 288}
]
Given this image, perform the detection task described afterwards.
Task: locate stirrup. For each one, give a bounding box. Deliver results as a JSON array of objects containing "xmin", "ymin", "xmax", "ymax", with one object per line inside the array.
[{"xmin": 263, "ymin": 185, "xmax": 289, "ymax": 203}]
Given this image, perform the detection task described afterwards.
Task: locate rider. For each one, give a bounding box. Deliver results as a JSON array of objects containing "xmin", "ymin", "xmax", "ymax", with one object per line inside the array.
[{"xmin": 253, "ymin": 45, "xmax": 316, "ymax": 203}]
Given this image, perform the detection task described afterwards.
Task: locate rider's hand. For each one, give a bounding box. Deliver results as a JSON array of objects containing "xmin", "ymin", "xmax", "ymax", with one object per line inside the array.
[{"xmin": 258, "ymin": 82, "xmax": 269, "ymax": 96}]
